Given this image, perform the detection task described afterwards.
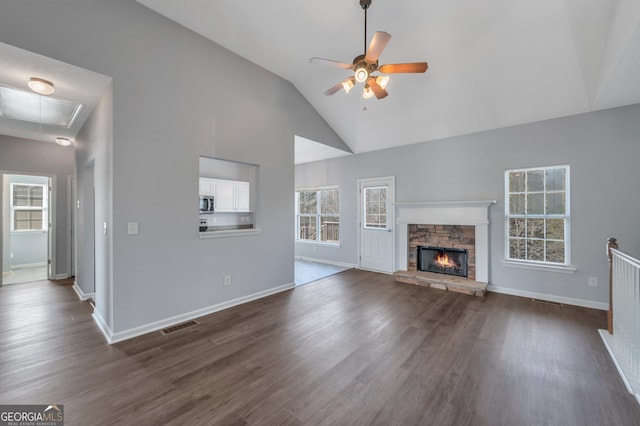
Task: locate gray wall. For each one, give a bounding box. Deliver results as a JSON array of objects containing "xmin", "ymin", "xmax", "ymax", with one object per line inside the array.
[
  {"xmin": 0, "ymin": 136, "xmax": 74, "ymax": 277},
  {"xmin": 296, "ymin": 103, "xmax": 640, "ymax": 306},
  {"xmin": 0, "ymin": 0, "xmax": 346, "ymax": 334},
  {"xmin": 75, "ymin": 83, "xmax": 113, "ymax": 317}
]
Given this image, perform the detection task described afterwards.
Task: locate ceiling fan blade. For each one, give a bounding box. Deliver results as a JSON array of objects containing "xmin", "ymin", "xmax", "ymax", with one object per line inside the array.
[
  {"xmin": 367, "ymin": 77, "xmax": 388, "ymax": 99},
  {"xmin": 324, "ymin": 82, "xmax": 344, "ymax": 96},
  {"xmin": 310, "ymin": 57, "xmax": 353, "ymax": 69},
  {"xmin": 379, "ymin": 62, "xmax": 428, "ymax": 74},
  {"xmin": 365, "ymin": 31, "xmax": 391, "ymax": 64}
]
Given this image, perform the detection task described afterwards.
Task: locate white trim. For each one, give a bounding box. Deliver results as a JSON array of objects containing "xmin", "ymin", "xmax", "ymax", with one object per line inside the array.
[
  {"xmin": 55, "ymin": 273, "xmax": 68, "ymax": 279},
  {"xmin": 67, "ymin": 175, "xmax": 75, "ymax": 282},
  {"xmin": 599, "ymin": 330, "xmax": 640, "ymax": 406},
  {"xmin": 10, "ymin": 261, "xmax": 47, "ymax": 269},
  {"xmin": 295, "ymin": 240, "xmax": 341, "ymax": 248},
  {"xmin": 396, "ymin": 200, "xmax": 495, "ymax": 283},
  {"xmin": 92, "ymin": 309, "xmax": 114, "ymax": 344},
  {"xmin": 502, "ymin": 260, "xmax": 577, "ymax": 273},
  {"xmin": 394, "ymin": 200, "xmax": 496, "ymax": 209},
  {"xmin": 199, "ymin": 228, "xmax": 261, "ymax": 238},
  {"xmin": 295, "ymin": 256, "xmax": 357, "ymax": 269},
  {"xmin": 357, "ymin": 176, "xmax": 396, "ymax": 273},
  {"xmin": 295, "ymin": 184, "xmax": 340, "ymax": 192},
  {"xmin": 504, "ymin": 164, "xmax": 571, "ymax": 266},
  {"xmin": 611, "ymin": 248, "xmax": 640, "ymax": 269},
  {"xmin": 488, "ymin": 284, "xmax": 608, "ymax": 310},
  {"xmin": 101, "ymin": 282, "xmax": 295, "ymax": 344},
  {"xmin": 72, "ymin": 281, "xmax": 95, "ymax": 301}
]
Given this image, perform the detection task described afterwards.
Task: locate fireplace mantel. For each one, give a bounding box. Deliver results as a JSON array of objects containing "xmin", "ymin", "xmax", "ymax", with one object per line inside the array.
[{"xmin": 396, "ymin": 200, "xmax": 496, "ymax": 283}]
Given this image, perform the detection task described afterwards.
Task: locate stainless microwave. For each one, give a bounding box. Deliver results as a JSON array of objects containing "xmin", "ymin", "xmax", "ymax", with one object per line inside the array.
[{"xmin": 199, "ymin": 195, "xmax": 214, "ymax": 214}]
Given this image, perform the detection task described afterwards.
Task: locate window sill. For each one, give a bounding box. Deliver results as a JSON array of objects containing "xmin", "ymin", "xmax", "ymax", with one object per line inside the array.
[
  {"xmin": 199, "ymin": 228, "xmax": 261, "ymax": 239},
  {"xmin": 503, "ymin": 260, "xmax": 577, "ymax": 274},
  {"xmin": 295, "ymin": 240, "xmax": 341, "ymax": 248}
]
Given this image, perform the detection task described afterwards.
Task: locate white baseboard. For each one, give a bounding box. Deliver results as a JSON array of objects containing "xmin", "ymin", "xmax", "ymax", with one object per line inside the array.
[
  {"xmin": 106, "ymin": 282, "xmax": 295, "ymax": 344},
  {"xmin": 488, "ymin": 284, "xmax": 608, "ymax": 310},
  {"xmin": 92, "ymin": 310, "xmax": 114, "ymax": 344},
  {"xmin": 72, "ymin": 282, "xmax": 95, "ymax": 301},
  {"xmin": 295, "ymin": 256, "xmax": 357, "ymax": 269},
  {"xmin": 11, "ymin": 262, "xmax": 47, "ymax": 269},
  {"xmin": 599, "ymin": 329, "xmax": 640, "ymax": 406},
  {"xmin": 55, "ymin": 273, "xmax": 69, "ymax": 280}
]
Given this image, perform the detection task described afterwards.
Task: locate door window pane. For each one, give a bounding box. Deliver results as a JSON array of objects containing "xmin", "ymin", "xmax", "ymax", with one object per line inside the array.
[{"xmin": 364, "ymin": 186, "xmax": 387, "ymax": 228}]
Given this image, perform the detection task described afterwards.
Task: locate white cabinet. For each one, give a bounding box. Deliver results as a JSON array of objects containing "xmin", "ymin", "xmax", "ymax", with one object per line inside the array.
[
  {"xmin": 235, "ymin": 181, "xmax": 250, "ymax": 211},
  {"xmin": 203, "ymin": 178, "xmax": 251, "ymax": 212},
  {"xmin": 214, "ymin": 180, "xmax": 236, "ymax": 211},
  {"xmin": 199, "ymin": 178, "xmax": 214, "ymax": 196}
]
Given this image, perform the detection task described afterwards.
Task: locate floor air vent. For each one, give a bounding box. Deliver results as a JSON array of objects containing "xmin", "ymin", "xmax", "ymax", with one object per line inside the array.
[{"xmin": 160, "ymin": 320, "xmax": 199, "ymax": 335}]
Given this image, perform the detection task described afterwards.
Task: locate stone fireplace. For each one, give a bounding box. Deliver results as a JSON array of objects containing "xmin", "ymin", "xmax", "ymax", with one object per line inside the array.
[
  {"xmin": 410, "ymin": 224, "xmax": 476, "ymax": 280},
  {"xmin": 394, "ymin": 200, "xmax": 495, "ymax": 295}
]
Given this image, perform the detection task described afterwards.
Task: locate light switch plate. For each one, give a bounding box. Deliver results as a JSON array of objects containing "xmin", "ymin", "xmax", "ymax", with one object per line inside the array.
[{"xmin": 127, "ymin": 222, "xmax": 139, "ymax": 235}]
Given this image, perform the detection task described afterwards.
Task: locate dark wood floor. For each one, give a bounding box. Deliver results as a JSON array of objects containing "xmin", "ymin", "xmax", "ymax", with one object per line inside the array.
[{"xmin": 1, "ymin": 271, "xmax": 639, "ymax": 425}]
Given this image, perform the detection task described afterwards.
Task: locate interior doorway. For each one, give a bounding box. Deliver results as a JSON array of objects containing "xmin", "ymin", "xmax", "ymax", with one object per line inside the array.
[{"xmin": 1, "ymin": 173, "xmax": 52, "ymax": 285}]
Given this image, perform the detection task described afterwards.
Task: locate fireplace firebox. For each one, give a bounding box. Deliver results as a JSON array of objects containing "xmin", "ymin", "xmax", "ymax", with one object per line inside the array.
[{"xmin": 417, "ymin": 246, "xmax": 468, "ymax": 278}]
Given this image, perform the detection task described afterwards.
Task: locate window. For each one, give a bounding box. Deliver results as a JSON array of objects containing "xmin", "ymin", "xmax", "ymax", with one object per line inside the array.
[
  {"xmin": 363, "ymin": 186, "xmax": 388, "ymax": 229},
  {"xmin": 296, "ymin": 187, "xmax": 339, "ymax": 244},
  {"xmin": 11, "ymin": 183, "xmax": 48, "ymax": 231},
  {"xmin": 505, "ymin": 165, "xmax": 569, "ymax": 265}
]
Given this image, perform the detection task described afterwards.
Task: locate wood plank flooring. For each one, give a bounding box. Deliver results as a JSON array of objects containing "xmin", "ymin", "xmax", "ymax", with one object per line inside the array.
[{"xmin": 1, "ymin": 271, "xmax": 639, "ymax": 425}]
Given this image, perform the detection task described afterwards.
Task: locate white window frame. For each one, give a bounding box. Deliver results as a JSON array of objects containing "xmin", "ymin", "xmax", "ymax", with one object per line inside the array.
[
  {"xmin": 504, "ymin": 165, "xmax": 571, "ymax": 269},
  {"xmin": 295, "ymin": 186, "xmax": 340, "ymax": 245},
  {"xmin": 362, "ymin": 185, "xmax": 389, "ymax": 230},
  {"xmin": 10, "ymin": 182, "xmax": 48, "ymax": 232}
]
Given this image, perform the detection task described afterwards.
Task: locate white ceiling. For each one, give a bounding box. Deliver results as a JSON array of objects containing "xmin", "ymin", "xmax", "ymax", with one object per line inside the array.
[
  {"xmin": 137, "ymin": 0, "xmax": 640, "ymax": 155},
  {"xmin": 0, "ymin": 42, "xmax": 112, "ymax": 145}
]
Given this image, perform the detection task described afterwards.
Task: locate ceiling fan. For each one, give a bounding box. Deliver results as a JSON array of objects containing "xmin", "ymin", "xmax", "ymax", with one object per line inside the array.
[{"xmin": 310, "ymin": 0, "xmax": 428, "ymax": 100}]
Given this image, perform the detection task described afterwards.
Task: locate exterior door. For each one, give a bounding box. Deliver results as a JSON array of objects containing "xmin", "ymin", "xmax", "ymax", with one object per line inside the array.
[{"xmin": 358, "ymin": 177, "xmax": 395, "ymax": 273}]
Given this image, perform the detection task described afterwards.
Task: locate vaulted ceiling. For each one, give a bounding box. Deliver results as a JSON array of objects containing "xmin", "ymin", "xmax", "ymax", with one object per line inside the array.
[{"xmin": 136, "ymin": 0, "xmax": 640, "ymax": 155}]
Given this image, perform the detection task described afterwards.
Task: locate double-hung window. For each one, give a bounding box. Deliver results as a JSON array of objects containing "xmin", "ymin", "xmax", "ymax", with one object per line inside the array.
[
  {"xmin": 505, "ymin": 165, "xmax": 569, "ymax": 265},
  {"xmin": 11, "ymin": 183, "xmax": 48, "ymax": 231},
  {"xmin": 296, "ymin": 187, "xmax": 339, "ymax": 244}
]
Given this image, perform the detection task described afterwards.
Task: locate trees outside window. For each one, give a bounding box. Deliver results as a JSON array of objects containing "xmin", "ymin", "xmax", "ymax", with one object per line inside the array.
[
  {"xmin": 296, "ymin": 187, "xmax": 339, "ymax": 243},
  {"xmin": 505, "ymin": 165, "xmax": 569, "ymax": 265}
]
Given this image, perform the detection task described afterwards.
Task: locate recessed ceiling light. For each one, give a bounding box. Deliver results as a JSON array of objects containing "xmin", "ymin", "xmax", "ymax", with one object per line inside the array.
[
  {"xmin": 27, "ymin": 77, "xmax": 55, "ymax": 95},
  {"xmin": 55, "ymin": 137, "xmax": 72, "ymax": 146}
]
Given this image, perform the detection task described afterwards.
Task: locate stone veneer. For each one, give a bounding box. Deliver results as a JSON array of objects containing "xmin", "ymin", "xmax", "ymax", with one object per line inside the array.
[{"xmin": 408, "ymin": 224, "xmax": 476, "ymax": 281}]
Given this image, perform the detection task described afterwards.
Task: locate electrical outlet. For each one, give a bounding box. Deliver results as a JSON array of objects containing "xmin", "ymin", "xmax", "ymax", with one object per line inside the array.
[
  {"xmin": 588, "ymin": 277, "xmax": 598, "ymax": 287},
  {"xmin": 224, "ymin": 275, "xmax": 232, "ymax": 286}
]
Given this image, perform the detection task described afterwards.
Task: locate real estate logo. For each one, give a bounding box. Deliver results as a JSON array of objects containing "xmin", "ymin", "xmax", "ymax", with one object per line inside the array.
[{"xmin": 0, "ymin": 404, "xmax": 64, "ymax": 426}]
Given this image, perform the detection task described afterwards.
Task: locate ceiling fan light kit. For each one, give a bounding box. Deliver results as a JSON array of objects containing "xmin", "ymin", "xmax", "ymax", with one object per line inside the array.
[{"xmin": 310, "ymin": 0, "xmax": 428, "ymax": 100}]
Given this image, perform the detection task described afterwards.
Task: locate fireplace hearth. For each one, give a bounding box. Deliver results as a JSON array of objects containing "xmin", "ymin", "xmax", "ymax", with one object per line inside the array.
[{"xmin": 418, "ymin": 245, "xmax": 468, "ymax": 278}]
